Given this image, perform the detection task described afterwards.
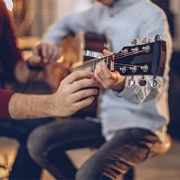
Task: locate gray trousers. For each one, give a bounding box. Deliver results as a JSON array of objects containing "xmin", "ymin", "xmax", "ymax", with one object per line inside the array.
[{"xmin": 27, "ymin": 118, "xmax": 162, "ymax": 180}]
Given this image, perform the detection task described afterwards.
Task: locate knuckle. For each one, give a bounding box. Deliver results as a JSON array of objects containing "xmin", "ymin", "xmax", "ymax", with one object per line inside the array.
[
  {"xmin": 94, "ymin": 71, "xmax": 98, "ymax": 78},
  {"xmin": 89, "ymin": 79, "xmax": 95, "ymax": 86},
  {"xmin": 60, "ymin": 79, "xmax": 65, "ymax": 85},
  {"xmin": 106, "ymin": 74, "xmax": 112, "ymax": 79},
  {"xmin": 82, "ymin": 90, "xmax": 89, "ymax": 97},
  {"xmin": 61, "ymin": 87, "xmax": 68, "ymax": 96},
  {"xmin": 73, "ymin": 71, "xmax": 80, "ymax": 79},
  {"xmin": 106, "ymin": 81, "xmax": 112, "ymax": 86},
  {"xmin": 97, "ymin": 71, "xmax": 101, "ymax": 76},
  {"xmin": 102, "ymin": 64, "xmax": 107, "ymax": 70},
  {"xmin": 80, "ymin": 101, "xmax": 87, "ymax": 108},
  {"xmin": 74, "ymin": 103, "xmax": 81, "ymax": 111},
  {"xmin": 85, "ymin": 97, "xmax": 93, "ymax": 106},
  {"xmin": 75, "ymin": 80, "xmax": 81, "ymax": 88}
]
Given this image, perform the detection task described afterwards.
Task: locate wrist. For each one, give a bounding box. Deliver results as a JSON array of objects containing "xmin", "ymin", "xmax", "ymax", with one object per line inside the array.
[
  {"xmin": 48, "ymin": 93, "xmax": 61, "ymax": 117},
  {"xmin": 26, "ymin": 59, "xmax": 44, "ymax": 71}
]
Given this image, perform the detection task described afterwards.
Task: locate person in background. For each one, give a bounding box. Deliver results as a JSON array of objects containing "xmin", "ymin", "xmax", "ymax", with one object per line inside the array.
[
  {"xmin": 27, "ymin": 0, "xmax": 172, "ymax": 179},
  {"xmin": 0, "ymin": 1, "xmax": 98, "ymax": 179}
]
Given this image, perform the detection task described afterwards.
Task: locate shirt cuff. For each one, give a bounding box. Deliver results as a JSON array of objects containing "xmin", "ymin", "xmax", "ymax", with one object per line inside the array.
[{"xmin": 0, "ymin": 90, "xmax": 15, "ymax": 120}]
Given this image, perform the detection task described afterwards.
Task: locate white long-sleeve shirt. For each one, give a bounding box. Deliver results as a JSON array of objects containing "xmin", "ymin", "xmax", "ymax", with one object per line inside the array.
[{"xmin": 44, "ymin": 0, "xmax": 172, "ymax": 141}]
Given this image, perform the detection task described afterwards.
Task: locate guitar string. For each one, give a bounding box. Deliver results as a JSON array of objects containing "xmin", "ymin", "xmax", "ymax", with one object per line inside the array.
[
  {"xmin": 81, "ymin": 49, "xmax": 147, "ymax": 68},
  {"xmin": 92, "ymin": 49, "xmax": 147, "ymax": 68},
  {"xmin": 79, "ymin": 49, "xmax": 148, "ymax": 72},
  {"xmin": 100, "ymin": 49, "xmax": 146, "ymax": 62}
]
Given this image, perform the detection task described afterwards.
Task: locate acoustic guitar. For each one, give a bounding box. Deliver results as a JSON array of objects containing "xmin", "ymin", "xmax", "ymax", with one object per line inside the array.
[{"xmin": 60, "ymin": 33, "xmax": 166, "ymax": 118}]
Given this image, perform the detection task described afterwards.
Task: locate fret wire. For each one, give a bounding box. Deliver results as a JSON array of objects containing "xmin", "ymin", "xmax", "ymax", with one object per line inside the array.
[
  {"xmin": 91, "ymin": 49, "xmax": 146, "ymax": 63},
  {"xmin": 78, "ymin": 49, "xmax": 146, "ymax": 71},
  {"xmin": 93, "ymin": 61, "xmax": 96, "ymax": 71}
]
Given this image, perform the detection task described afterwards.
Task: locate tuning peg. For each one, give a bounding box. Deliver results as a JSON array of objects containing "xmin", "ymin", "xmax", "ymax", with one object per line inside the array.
[
  {"xmin": 149, "ymin": 76, "xmax": 158, "ymax": 87},
  {"xmin": 155, "ymin": 34, "xmax": 162, "ymax": 42},
  {"xmin": 121, "ymin": 48, "xmax": 128, "ymax": 54},
  {"xmin": 141, "ymin": 65, "xmax": 149, "ymax": 73},
  {"xmin": 131, "ymin": 38, "xmax": 142, "ymax": 45},
  {"xmin": 138, "ymin": 76, "xmax": 147, "ymax": 86},
  {"xmin": 120, "ymin": 66, "xmax": 126, "ymax": 73},
  {"xmin": 130, "ymin": 66, "xmax": 137, "ymax": 73},
  {"xmin": 142, "ymin": 37, "xmax": 151, "ymax": 44},
  {"xmin": 128, "ymin": 76, "xmax": 135, "ymax": 87}
]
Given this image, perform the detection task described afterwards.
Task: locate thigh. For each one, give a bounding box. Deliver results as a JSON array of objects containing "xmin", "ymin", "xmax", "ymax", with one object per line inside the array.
[
  {"xmin": 28, "ymin": 118, "xmax": 105, "ymax": 153},
  {"xmin": 76, "ymin": 128, "xmax": 161, "ymax": 180}
]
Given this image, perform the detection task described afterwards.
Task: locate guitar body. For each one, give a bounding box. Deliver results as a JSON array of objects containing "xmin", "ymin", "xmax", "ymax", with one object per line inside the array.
[{"xmin": 61, "ymin": 33, "xmax": 111, "ymax": 118}]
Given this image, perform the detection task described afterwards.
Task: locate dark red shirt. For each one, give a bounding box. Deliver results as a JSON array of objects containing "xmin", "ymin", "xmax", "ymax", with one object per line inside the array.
[{"xmin": 0, "ymin": 0, "xmax": 22, "ymax": 119}]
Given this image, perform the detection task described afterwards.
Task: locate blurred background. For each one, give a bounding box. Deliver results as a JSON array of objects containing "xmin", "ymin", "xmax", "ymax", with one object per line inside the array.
[
  {"xmin": 1, "ymin": 0, "xmax": 180, "ymax": 179},
  {"xmin": 5, "ymin": 0, "xmax": 180, "ymax": 140}
]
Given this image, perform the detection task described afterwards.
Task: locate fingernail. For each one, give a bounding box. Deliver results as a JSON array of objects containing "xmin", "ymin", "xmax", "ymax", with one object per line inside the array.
[{"xmin": 90, "ymin": 96, "xmax": 95, "ymax": 100}]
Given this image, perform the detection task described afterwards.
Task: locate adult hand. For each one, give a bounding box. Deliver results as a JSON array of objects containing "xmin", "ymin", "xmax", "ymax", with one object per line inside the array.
[
  {"xmin": 52, "ymin": 71, "xmax": 98, "ymax": 117},
  {"xmin": 28, "ymin": 43, "xmax": 61, "ymax": 66},
  {"xmin": 94, "ymin": 49, "xmax": 125, "ymax": 90}
]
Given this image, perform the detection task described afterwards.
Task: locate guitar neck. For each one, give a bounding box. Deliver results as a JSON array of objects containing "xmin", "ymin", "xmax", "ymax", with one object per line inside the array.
[
  {"xmin": 72, "ymin": 55, "xmax": 114, "ymax": 72},
  {"xmin": 71, "ymin": 39, "xmax": 166, "ymax": 77}
]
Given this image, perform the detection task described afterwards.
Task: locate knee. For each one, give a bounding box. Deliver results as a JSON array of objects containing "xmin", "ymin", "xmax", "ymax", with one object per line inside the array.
[
  {"xmin": 76, "ymin": 163, "xmax": 98, "ymax": 180},
  {"xmin": 27, "ymin": 126, "xmax": 48, "ymax": 162},
  {"xmin": 76, "ymin": 167, "xmax": 87, "ymax": 180}
]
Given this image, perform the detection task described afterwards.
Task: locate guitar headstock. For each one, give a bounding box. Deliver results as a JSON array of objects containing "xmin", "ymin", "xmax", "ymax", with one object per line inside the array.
[
  {"xmin": 74, "ymin": 35, "xmax": 167, "ymax": 87},
  {"xmin": 112, "ymin": 35, "xmax": 166, "ymax": 77}
]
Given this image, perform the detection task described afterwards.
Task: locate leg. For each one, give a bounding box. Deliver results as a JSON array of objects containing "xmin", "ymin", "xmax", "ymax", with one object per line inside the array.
[
  {"xmin": 76, "ymin": 128, "xmax": 162, "ymax": 180},
  {"xmin": 9, "ymin": 146, "xmax": 42, "ymax": 179},
  {"xmin": 27, "ymin": 118, "xmax": 105, "ymax": 179},
  {"xmin": 0, "ymin": 118, "xmax": 54, "ymax": 179}
]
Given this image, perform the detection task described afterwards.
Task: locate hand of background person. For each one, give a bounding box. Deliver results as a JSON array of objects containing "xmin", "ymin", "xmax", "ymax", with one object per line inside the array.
[
  {"xmin": 52, "ymin": 71, "xmax": 98, "ymax": 117},
  {"xmin": 28, "ymin": 43, "xmax": 61, "ymax": 66},
  {"xmin": 94, "ymin": 49, "xmax": 125, "ymax": 91}
]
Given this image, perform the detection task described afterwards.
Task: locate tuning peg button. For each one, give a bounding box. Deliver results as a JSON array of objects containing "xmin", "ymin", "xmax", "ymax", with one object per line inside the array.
[
  {"xmin": 121, "ymin": 48, "xmax": 128, "ymax": 54},
  {"xmin": 155, "ymin": 34, "xmax": 162, "ymax": 41},
  {"xmin": 141, "ymin": 65, "xmax": 149, "ymax": 72},
  {"xmin": 138, "ymin": 76, "xmax": 147, "ymax": 86},
  {"xmin": 131, "ymin": 38, "xmax": 142, "ymax": 45},
  {"xmin": 149, "ymin": 77, "xmax": 158, "ymax": 87},
  {"xmin": 128, "ymin": 77, "xmax": 135, "ymax": 87},
  {"xmin": 130, "ymin": 66, "xmax": 137, "ymax": 73},
  {"xmin": 120, "ymin": 66, "xmax": 126, "ymax": 73},
  {"xmin": 131, "ymin": 47, "xmax": 139, "ymax": 53},
  {"xmin": 142, "ymin": 37, "xmax": 151, "ymax": 44}
]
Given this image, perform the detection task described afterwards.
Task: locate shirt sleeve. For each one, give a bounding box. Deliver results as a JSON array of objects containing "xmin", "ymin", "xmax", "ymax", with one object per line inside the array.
[
  {"xmin": 43, "ymin": 6, "xmax": 98, "ymax": 45},
  {"xmin": 0, "ymin": 1, "xmax": 22, "ymax": 82},
  {"xmin": 43, "ymin": 14, "xmax": 74, "ymax": 45},
  {"xmin": 114, "ymin": 11, "xmax": 173, "ymax": 104},
  {"xmin": 0, "ymin": 89, "xmax": 14, "ymax": 120}
]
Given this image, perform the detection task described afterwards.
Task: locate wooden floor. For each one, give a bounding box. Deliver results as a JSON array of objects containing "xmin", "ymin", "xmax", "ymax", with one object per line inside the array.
[{"xmin": 0, "ymin": 138, "xmax": 180, "ymax": 180}]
